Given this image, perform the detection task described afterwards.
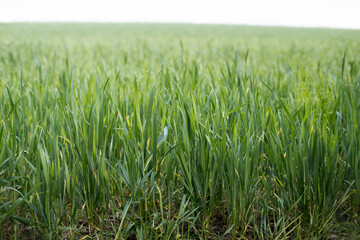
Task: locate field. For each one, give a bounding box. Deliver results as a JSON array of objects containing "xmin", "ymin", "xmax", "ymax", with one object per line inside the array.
[{"xmin": 0, "ymin": 23, "xmax": 360, "ymax": 239}]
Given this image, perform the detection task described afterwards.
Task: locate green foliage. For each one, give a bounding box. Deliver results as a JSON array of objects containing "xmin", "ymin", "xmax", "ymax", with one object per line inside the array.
[{"xmin": 0, "ymin": 23, "xmax": 359, "ymax": 239}]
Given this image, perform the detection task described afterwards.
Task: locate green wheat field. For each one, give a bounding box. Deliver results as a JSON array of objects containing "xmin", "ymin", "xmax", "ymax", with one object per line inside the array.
[{"xmin": 0, "ymin": 23, "xmax": 360, "ymax": 239}]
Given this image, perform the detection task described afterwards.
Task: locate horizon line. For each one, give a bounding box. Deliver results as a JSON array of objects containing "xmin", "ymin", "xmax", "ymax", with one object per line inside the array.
[{"xmin": 1, "ymin": 21, "xmax": 360, "ymax": 31}]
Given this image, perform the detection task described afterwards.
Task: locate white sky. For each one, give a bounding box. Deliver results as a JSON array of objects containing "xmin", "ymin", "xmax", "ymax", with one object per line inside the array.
[{"xmin": 0, "ymin": 0, "xmax": 360, "ymax": 29}]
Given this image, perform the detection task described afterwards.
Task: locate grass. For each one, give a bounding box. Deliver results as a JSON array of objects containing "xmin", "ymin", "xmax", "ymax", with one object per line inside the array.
[{"xmin": 0, "ymin": 23, "xmax": 360, "ymax": 239}]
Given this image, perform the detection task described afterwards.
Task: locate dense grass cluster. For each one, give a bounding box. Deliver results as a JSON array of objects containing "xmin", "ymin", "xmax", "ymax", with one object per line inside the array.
[{"xmin": 0, "ymin": 23, "xmax": 360, "ymax": 239}]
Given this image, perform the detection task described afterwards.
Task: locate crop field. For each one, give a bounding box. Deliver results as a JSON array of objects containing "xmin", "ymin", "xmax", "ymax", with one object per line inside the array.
[{"xmin": 0, "ymin": 23, "xmax": 360, "ymax": 239}]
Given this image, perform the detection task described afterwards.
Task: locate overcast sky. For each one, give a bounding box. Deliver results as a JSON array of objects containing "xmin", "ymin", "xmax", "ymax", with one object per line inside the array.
[{"xmin": 0, "ymin": 0, "xmax": 359, "ymax": 29}]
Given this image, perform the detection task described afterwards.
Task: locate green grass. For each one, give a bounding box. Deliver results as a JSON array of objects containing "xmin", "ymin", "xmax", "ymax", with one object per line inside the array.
[{"xmin": 0, "ymin": 23, "xmax": 360, "ymax": 239}]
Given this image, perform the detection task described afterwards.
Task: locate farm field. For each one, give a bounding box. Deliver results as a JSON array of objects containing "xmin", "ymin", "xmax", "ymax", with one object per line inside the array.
[{"xmin": 0, "ymin": 23, "xmax": 360, "ymax": 239}]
